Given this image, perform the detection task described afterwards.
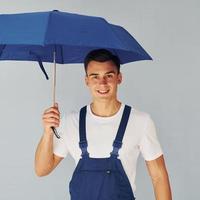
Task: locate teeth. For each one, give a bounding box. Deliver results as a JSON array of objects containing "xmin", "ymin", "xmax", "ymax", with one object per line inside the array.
[
  {"xmin": 98, "ymin": 90, "xmax": 109, "ymax": 94},
  {"xmin": 100, "ymin": 90, "xmax": 107, "ymax": 93}
]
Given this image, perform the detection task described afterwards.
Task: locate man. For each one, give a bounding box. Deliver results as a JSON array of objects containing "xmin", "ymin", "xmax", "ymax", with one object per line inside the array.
[{"xmin": 35, "ymin": 49, "xmax": 172, "ymax": 199}]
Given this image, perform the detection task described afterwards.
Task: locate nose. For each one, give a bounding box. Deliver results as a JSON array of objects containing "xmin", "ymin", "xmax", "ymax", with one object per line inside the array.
[{"xmin": 99, "ymin": 76, "xmax": 107, "ymax": 85}]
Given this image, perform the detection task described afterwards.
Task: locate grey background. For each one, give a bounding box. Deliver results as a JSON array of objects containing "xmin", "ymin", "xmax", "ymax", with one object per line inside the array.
[{"xmin": 0, "ymin": 0, "xmax": 199, "ymax": 199}]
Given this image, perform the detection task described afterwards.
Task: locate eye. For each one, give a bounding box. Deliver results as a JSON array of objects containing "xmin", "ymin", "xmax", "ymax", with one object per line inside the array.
[
  {"xmin": 92, "ymin": 75, "xmax": 98, "ymax": 79},
  {"xmin": 107, "ymin": 74, "xmax": 114, "ymax": 78}
]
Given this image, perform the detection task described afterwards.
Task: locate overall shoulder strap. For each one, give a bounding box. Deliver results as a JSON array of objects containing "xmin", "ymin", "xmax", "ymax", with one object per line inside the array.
[
  {"xmin": 111, "ymin": 105, "xmax": 132, "ymax": 157},
  {"xmin": 79, "ymin": 106, "xmax": 89, "ymax": 158}
]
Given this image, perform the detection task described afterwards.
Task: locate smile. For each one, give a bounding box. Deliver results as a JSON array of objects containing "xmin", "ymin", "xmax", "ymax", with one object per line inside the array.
[{"xmin": 97, "ymin": 90, "xmax": 110, "ymax": 94}]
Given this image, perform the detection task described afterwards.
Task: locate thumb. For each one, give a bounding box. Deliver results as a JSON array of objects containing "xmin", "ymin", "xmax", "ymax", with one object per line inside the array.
[{"xmin": 54, "ymin": 102, "xmax": 58, "ymax": 107}]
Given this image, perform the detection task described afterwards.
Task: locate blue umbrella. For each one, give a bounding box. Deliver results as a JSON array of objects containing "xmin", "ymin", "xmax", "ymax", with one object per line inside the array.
[{"xmin": 0, "ymin": 10, "xmax": 152, "ymax": 138}]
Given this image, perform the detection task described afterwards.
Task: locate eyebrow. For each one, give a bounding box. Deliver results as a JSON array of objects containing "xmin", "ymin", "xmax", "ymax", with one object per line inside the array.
[{"xmin": 88, "ymin": 70, "xmax": 116, "ymax": 77}]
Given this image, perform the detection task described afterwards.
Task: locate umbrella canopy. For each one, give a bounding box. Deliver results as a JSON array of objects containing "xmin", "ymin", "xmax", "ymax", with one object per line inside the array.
[
  {"xmin": 0, "ymin": 10, "xmax": 153, "ymax": 138},
  {"xmin": 0, "ymin": 10, "xmax": 152, "ymax": 79}
]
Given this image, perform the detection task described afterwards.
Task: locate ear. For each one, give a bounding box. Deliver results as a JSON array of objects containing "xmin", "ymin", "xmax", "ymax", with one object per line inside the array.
[
  {"xmin": 117, "ymin": 72, "xmax": 122, "ymax": 84},
  {"xmin": 85, "ymin": 75, "xmax": 89, "ymax": 86}
]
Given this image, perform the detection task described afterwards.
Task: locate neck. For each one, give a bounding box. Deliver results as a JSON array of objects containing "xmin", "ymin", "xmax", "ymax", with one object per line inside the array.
[{"xmin": 90, "ymin": 99, "xmax": 121, "ymax": 117}]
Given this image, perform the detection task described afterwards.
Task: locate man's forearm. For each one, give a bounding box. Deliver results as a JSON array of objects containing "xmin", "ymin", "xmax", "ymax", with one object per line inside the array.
[
  {"xmin": 34, "ymin": 131, "xmax": 54, "ymax": 176},
  {"xmin": 152, "ymin": 173, "xmax": 172, "ymax": 200}
]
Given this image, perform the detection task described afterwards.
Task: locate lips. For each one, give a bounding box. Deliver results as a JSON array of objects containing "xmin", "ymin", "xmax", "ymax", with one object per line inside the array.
[{"xmin": 97, "ymin": 89, "xmax": 110, "ymax": 94}]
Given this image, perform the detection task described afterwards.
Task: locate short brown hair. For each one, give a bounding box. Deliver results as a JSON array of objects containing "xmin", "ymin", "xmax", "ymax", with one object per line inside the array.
[{"xmin": 84, "ymin": 49, "xmax": 120, "ymax": 74}]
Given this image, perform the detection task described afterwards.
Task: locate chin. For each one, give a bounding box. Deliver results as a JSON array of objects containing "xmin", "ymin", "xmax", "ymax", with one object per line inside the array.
[{"xmin": 94, "ymin": 94, "xmax": 115, "ymax": 101}]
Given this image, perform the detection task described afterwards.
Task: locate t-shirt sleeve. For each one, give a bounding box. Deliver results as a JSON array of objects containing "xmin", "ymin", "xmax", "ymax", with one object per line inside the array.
[
  {"xmin": 139, "ymin": 114, "xmax": 163, "ymax": 161},
  {"xmin": 53, "ymin": 113, "xmax": 69, "ymax": 158}
]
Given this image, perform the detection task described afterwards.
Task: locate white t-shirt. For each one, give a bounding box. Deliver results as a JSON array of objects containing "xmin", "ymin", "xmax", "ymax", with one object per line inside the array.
[{"xmin": 53, "ymin": 103, "xmax": 163, "ymax": 193}]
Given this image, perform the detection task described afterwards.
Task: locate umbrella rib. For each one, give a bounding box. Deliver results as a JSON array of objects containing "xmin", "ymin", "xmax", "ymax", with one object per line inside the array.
[{"xmin": 107, "ymin": 24, "xmax": 152, "ymax": 61}]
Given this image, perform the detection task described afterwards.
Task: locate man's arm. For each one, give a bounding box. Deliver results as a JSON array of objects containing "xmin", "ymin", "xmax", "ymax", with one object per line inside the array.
[
  {"xmin": 35, "ymin": 131, "xmax": 64, "ymax": 176},
  {"xmin": 145, "ymin": 155, "xmax": 172, "ymax": 200},
  {"xmin": 35, "ymin": 103, "xmax": 63, "ymax": 177}
]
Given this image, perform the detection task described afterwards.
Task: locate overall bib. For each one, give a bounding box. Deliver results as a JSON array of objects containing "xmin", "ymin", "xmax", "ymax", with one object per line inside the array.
[{"xmin": 69, "ymin": 105, "xmax": 136, "ymax": 200}]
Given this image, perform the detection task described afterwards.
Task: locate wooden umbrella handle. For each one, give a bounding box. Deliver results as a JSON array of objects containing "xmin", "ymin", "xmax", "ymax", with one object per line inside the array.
[{"xmin": 51, "ymin": 51, "xmax": 61, "ymax": 139}]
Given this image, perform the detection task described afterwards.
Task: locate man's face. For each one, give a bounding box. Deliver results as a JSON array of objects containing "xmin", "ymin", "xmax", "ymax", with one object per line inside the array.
[{"xmin": 85, "ymin": 60, "xmax": 122, "ymax": 101}]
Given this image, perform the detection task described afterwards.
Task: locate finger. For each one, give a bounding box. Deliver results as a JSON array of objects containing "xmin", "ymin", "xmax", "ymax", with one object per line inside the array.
[
  {"xmin": 45, "ymin": 122, "xmax": 59, "ymax": 128},
  {"xmin": 54, "ymin": 102, "xmax": 58, "ymax": 107},
  {"xmin": 44, "ymin": 118, "xmax": 60, "ymax": 124},
  {"xmin": 51, "ymin": 107, "xmax": 60, "ymax": 114},
  {"xmin": 43, "ymin": 113, "xmax": 60, "ymax": 120},
  {"xmin": 43, "ymin": 112, "xmax": 60, "ymax": 118},
  {"xmin": 44, "ymin": 103, "xmax": 60, "ymax": 111},
  {"xmin": 46, "ymin": 107, "xmax": 60, "ymax": 114},
  {"xmin": 43, "ymin": 117, "xmax": 60, "ymax": 124},
  {"xmin": 44, "ymin": 107, "xmax": 60, "ymax": 115}
]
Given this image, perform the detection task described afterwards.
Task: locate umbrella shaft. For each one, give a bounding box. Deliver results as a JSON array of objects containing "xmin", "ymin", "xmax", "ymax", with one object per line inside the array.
[
  {"xmin": 52, "ymin": 51, "xmax": 61, "ymax": 139},
  {"xmin": 53, "ymin": 51, "xmax": 56, "ymax": 106}
]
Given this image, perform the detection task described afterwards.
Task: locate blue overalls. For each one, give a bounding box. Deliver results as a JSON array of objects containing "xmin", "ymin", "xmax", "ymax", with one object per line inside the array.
[{"xmin": 69, "ymin": 105, "xmax": 136, "ymax": 200}]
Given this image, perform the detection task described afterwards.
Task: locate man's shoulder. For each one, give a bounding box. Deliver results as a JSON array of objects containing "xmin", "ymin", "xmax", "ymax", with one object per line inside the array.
[{"xmin": 128, "ymin": 104, "xmax": 151, "ymax": 122}]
